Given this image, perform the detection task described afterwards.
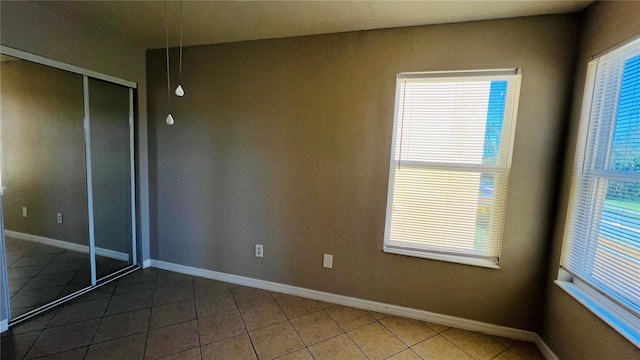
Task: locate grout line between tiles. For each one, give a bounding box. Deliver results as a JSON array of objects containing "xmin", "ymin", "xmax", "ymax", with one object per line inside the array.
[
  {"xmin": 407, "ymin": 348, "xmax": 424, "ymax": 360},
  {"xmin": 13, "ymin": 329, "xmax": 46, "ymax": 360},
  {"xmin": 271, "ymin": 294, "xmax": 307, "ymax": 358},
  {"xmin": 305, "ymin": 344, "xmax": 317, "ymax": 360},
  {"xmin": 86, "ymin": 285, "xmax": 116, "ymax": 349},
  {"xmin": 491, "ymin": 347, "xmax": 512, "ymax": 360},
  {"xmin": 375, "ymin": 319, "xmax": 414, "ymax": 351},
  {"xmin": 89, "ymin": 327, "xmax": 149, "ymax": 346},
  {"xmin": 229, "ymin": 282, "xmax": 260, "ymax": 359},
  {"xmin": 439, "ymin": 332, "xmax": 479, "ymax": 360},
  {"xmin": 27, "ymin": 343, "xmax": 91, "ymax": 360},
  {"xmin": 308, "ymin": 307, "xmax": 347, "ymax": 346},
  {"xmin": 79, "ymin": 345, "xmax": 90, "ymax": 358},
  {"xmin": 142, "ymin": 275, "xmax": 158, "ymax": 360},
  {"xmin": 301, "ymin": 312, "xmax": 375, "ymax": 360},
  {"xmin": 189, "ymin": 276, "xmax": 205, "ymax": 360},
  {"xmin": 382, "ymin": 345, "xmax": 422, "ymax": 360},
  {"xmin": 349, "ymin": 331, "xmax": 372, "ymax": 360},
  {"xmin": 310, "ymin": 326, "xmax": 346, "ymax": 347},
  {"xmin": 155, "ymin": 347, "xmax": 200, "ymax": 360},
  {"xmin": 18, "ymin": 305, "xmax": 102, "ymax": 359},
  {"xmin": 382, "ymin": 348, "xmax": 404, "ymax": 360}
]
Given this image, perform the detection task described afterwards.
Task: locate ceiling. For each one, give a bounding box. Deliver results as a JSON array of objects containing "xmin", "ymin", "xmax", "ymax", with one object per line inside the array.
[{"xmin": 35, "ymin": 1, "xmax": 593, "ymax": 50}]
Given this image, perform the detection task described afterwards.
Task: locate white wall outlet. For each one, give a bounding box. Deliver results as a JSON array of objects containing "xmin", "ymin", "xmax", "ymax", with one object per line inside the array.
[
  {"xmin": 255, "ymin": 244, "xmax": 264, "ymax": 258},
  {"xmin": 323, "ymin": 254, "xmax": 333, "ymax": 269},
  {"xmin": 22, "ymin": 207, "xmax": 28, "ymax": 217},
  {"xmin": 56, "ymin": 213, "xmax": 63, "ymax": 224}
]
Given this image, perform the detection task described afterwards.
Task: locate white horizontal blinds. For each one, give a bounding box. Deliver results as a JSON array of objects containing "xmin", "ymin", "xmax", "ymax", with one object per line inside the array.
[
  {"xmin": 561, "ymin": 40, "xmax": 640, "ymax": 316},
  {"xmin": 385, "ymin": 70, "xmax": 520, "ymax": 261}
]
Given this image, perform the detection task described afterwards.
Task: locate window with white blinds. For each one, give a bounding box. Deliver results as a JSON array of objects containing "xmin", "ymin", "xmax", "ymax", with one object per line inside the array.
[
  {"xmin": 384, "ymin": 70, "xmax": 521, "ymax": 269},
  {"xmin": 559, "ymin": 38, "xmax": 640, "ymax": 345}
]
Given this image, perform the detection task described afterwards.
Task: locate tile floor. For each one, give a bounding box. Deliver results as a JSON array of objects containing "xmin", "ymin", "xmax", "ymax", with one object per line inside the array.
[
  {"xmin": 1, "ymin": 267, "xmax": 545, "ymax": 359},
  {"xmin": 5, "ymin": 236, "xmax": 129, "ymax": 318}
]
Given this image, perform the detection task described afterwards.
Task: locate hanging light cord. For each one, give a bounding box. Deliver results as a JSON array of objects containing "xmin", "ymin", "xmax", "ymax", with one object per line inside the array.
[
  {"xmin": 165, "ymin": 0, "xmax": 171, "ymax": 114},
  {"xmin": 179, "ymin": 0, "xmax": 183, "ymax": 85}
]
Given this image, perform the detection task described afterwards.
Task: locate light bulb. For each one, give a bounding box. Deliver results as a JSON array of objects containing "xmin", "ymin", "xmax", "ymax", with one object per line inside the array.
[
  {"xmin": 175, "ymin": 84, "xmax": 184, "ymax": 97},
  {"xmin": 166, "ymin": 113, "xmax": 175, "ymax": 125}
]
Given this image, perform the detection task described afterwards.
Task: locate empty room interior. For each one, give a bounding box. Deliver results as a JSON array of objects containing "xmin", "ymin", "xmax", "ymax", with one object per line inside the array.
[{"xmin": 0, "ymin": 1, "xmax": 639, "ymax": 359}]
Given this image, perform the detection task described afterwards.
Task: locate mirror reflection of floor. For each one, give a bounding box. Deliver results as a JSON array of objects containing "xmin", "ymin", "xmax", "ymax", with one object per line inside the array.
[{"xmin": 5, "ymin": 236, "xmax": 128, "ymax": 318}]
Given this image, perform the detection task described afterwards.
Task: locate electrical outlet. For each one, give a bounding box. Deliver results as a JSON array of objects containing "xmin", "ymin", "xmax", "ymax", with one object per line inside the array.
[
  {"xmin": 255, "ymin": 244, "xmax": 264, "ymax": 258},
  {"xmin": 323, "ymin": 254, "xmax": 333, "ymax": 269},
  {"xmin": 57, "ymin": 213, "xmax": 63, "ymax": 224},
  {"xmin": 22, "ymin": 207, "xmax": 28, "ymax": 217}
]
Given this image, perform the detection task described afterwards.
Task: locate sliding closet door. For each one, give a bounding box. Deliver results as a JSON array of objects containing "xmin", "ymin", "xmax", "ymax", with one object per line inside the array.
[
  {"xmin": 87, "ymin": 78, "xmax": 134, "ymax": 279},
  {"xmin": 1, "ymin": 57, "xmax": 91, "ymax": 318}
]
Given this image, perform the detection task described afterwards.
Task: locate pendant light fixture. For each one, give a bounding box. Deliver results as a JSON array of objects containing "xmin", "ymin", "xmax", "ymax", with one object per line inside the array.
[
  {"xmin": 165, "ymin": 0, "xmax": 174, "ymax": 125},
  {"xmin": 174, "ymin": 0, "xmax": 185, "ymax": 97}
]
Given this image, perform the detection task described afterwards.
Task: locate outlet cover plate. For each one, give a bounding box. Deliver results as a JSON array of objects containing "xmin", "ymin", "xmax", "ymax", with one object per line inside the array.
[{"xmin": 323, "ymin": 254, "xmax": 333, "ymax": 268}]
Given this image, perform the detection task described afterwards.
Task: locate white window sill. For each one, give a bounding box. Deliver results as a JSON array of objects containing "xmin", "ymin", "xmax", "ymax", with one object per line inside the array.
[
  {"xmin": 383, "ymin": 246, "xmax": 500, "ymax": 269},
  {"xmin": 555, "ymin": 279, "xmax": 640, "ymax": 349}
]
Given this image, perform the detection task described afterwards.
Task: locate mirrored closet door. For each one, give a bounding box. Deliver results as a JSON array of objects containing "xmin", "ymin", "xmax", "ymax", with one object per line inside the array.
[
  {"xmin": 87, "ymin": 78, "xmax": 136, "ymax": 280},
  {"xmin": 0, "ymin": 50, "xmax": 138, "ymax": 324}
]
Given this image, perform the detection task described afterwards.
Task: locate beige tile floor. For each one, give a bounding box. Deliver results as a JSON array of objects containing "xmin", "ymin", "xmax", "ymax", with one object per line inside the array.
[{"xmin": 1, "ymin": 267, "xmax": 545, "ymax": 359}]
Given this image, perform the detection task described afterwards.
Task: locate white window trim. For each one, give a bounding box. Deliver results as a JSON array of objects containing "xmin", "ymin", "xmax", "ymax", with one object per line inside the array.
[
  {"xmin": 556, "ymin": 270, "xmax": 640, "ymax": 348},
  {"xmin": 383, "ymin": 69, "xmax": 522, "ymax": 269},
  {"xmin": 384, "ymin": 246, "xmax": 500, "ymax": 269},
  {"xmin": 556, "ymin": 53, "xmax": 640, "ymax": 348}
]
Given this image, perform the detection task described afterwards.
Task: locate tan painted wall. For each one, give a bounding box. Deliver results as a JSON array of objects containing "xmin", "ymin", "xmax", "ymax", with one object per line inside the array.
[
  {"xmin": 540, "ymin": 2, "xmax": 640, "ymax": 359},
  {"xmin": 0, "ymin": 1, "xmax": 150, "ymax": 259},
  {"xmin": 147, "ymin": 14, "xmax": 580, "ymax": 331}
]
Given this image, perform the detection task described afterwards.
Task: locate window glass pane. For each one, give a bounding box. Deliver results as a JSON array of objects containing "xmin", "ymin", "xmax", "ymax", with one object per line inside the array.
[
  {"xmin": 390, "ymin": 167, "xmax": 484, "ymax": 253},
  {"xmin": 483, "ymin": 81, "xmax": 508, "ymax": 165},
  {"xmin": 610, "ymin": 55, "xmax": 640, "ymax": 173},
  {"xmin": 475, "ymin": 173, "xmax": 496, "ymax": 249},
  {"xmin": 396, "ymin": 80, "xmax": 507, "ymax": 165},
  {"xmin": 597, "ymin": 54, "xmax": 640, "ymax": 312},
  {"xmin": 593, "ymin": 182, "xmax": 640, "ymax": 311}
]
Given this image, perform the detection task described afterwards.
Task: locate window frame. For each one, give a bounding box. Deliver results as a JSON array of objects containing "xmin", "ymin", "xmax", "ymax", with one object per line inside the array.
[
  {"xmin": 383, "ymin": 69, "xmax": 522, "ymax": 269},
  {"xmin": 556, "ymin": 41, "xmax": 640, "ymax": 348}
]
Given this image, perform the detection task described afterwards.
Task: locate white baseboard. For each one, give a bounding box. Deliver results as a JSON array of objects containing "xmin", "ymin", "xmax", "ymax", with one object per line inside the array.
[
  {"xmin": 0, "ymin": 319, "xmax": 8, "ymax": 333},
  {"xmin": 147, "ymin": 259, "xmax": 538, "ymax": 343},
  {"xmin": 5, "ymin": 230, "xmax": 87, "ymax": 253},
  {"xmin": 535, "ymin": 335, "xmax": 559, "ymax": 360},
  {"xmin": 4, "ymin": 230, "xmax": 129, "ymax": 262},
  {"xmin": 142, "ymin": 259, "xmax": 151, "ymax": 268},
  {"xmin": 96, "ymin": 247, "xmax": 130, "ymax": 262}
]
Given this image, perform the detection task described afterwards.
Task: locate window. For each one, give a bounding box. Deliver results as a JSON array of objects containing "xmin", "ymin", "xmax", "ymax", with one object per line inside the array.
[
  {"xmin": 383, "ymin": 70, "xmax": 521, "ymax": 269},
  {"xmin": 558, "ymin": 39, "xmax": 640, "ymax": 347}
]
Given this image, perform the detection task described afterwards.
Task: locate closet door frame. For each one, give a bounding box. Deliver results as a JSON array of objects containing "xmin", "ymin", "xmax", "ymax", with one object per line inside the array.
[{"xmin": 0, "ymin": 46, "xmax": 137, "ymax": 88}]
